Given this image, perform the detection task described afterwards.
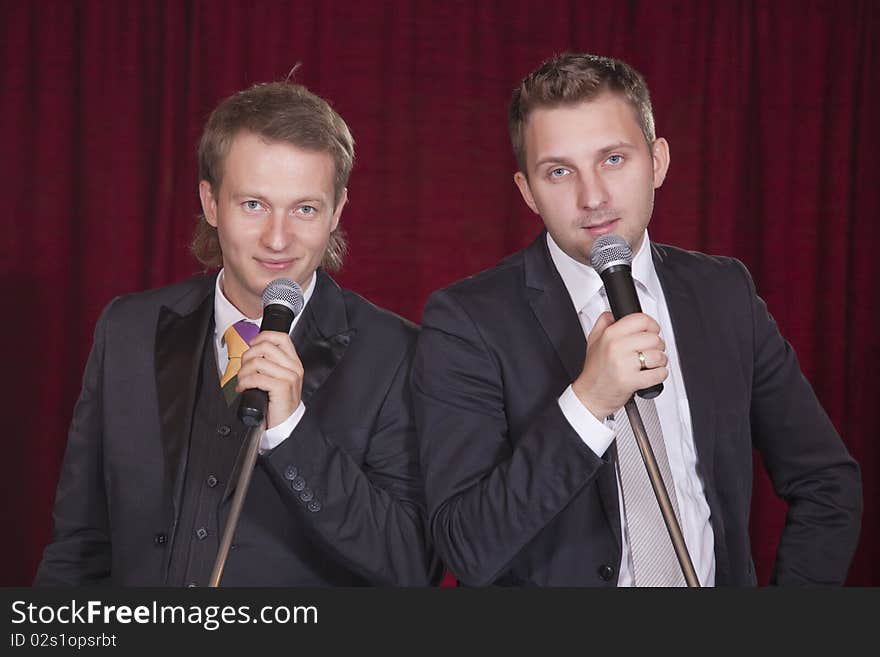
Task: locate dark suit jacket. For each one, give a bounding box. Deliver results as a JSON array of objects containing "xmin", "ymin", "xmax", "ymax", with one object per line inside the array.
[
  {"xmin": 36, "ymin": 270, "xmax": 439, "ymax": 586},
  {"xmin": 412, "ymin": 232, "xmax": 862, "ymax": 586}
]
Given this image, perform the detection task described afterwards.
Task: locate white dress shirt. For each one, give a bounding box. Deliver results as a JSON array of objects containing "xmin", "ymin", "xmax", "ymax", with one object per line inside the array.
[
  {"xmin": 213, "ymin": 270, "xmax": 316, "ymax": 453},
  {"xmin": 550, "ymin": 232, "xmax": 716, "ymax": 587}
]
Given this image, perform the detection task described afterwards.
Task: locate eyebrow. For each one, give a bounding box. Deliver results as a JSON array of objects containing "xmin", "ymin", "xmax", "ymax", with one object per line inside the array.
[
  {"xmin": 232, "ymin": 192, "xmax": 327, "ymax": 205},
  {"xmin": 232, "ymin": 192, "xmax": 265, "ymax": 201},
  {"xmin": 533, "ymin": 155, "xmax": 577, "ymax": 170},
  {"xmin": 597, "ymin": 141, "xmax": 638, "ymax": 154}
]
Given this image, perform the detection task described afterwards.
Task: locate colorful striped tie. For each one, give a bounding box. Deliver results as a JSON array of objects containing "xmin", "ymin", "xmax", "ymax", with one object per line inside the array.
[{"xmin": 220, "ymin": 320, "xmax": 259, "ymax": 405}]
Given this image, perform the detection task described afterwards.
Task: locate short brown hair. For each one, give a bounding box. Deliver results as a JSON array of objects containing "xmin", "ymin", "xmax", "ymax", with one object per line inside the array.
[
  {"xmin": 508, "ymin": 53, "xmax": 655, "ymax": 173},
  {"xmin": 192, "ymin": 81, "xmax": 354, "ymax": 271}
]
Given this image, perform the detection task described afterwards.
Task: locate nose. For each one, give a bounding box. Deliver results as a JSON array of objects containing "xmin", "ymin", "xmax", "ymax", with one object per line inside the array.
[
  {"xmin": 260, "ymin": 210, "xmax": 291, "ymax": 251},
  {"xmin": 577, "ymin": 170, "xmax": 609, "ymax": 210}
]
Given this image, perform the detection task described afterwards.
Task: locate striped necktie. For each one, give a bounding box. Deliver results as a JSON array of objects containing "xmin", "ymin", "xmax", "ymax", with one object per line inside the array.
[
  {"xmin": 614, "ymin": 396, "xmax": 686, "ymax": 586},
  {"xmin": 220, "ymin": 320, "xmax": 259, "ymax": 404}
]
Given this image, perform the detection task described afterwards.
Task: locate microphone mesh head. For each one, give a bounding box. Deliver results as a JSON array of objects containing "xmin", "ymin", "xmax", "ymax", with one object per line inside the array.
[
  {"xmin": 589, "ymin": 234, "xmax": 633, "ymax": 273},
  {"xmin": 262, "ymin": 278, "xmax": 304, "ymax": 316}
]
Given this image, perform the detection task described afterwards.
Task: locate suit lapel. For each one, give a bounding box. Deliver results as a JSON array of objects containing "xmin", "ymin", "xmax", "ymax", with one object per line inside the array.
[
  {"xmin": 523, "ymin": 233, "xmax": 585, "ymax": 383},
  {"xmin": 652, "ymin": 245, "xmax": 717, "ymax": 491},
  {"xmin": 154, "ymin": 277, "xmax": 214, "ymax": 524},
  {"xmin": 523, "ymin": 233, "xmax": 622, "ymax": 550},
  {"xmin": 291, "ymin": 271, "xmax": 355, "ymax": 404},
  {"xmin": 652, "ymin": 244, "xmax": 729, "ymax": 580}
]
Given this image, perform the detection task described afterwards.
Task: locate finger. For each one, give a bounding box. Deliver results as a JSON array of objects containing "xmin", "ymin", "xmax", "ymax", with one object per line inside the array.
[
  {"xmin": 248, "ymin": 336, "xmax": 302, "ymax": 366},
  {"xmin": 235, "ymin": 370, "xmax": 296, "ymax": 400},
  {"xmin": 249, "ymin": 331, "xmax": 299, "ymax": 355},
  {"xmin": 249, "ymin": 330, "xmax": 290, "ymax": 344},
  {"xmin": 636, "ymin": 365, "xmax": 669, "ymax": 387},
  {"xmin": 606, "ymin": 313, "xmax": 661, "ymax": 338},
  {"xmin": 637, "ymin": 349, "xmax": 668, "ymax": 370},
  {"xmin": 242, "ymin": 342, "xmax": 303, "ymax": 372},
  {"xmin": 587, "ymin": 312, "xmax": 615, "ymax": 346},
  {"xmin": 237, "ymin": 369, "xmax": 298, "ymax": 426},
  {"xmin": 237, "ymin": 358, "xmax": 301, "ymax": 387},
  {"xmin": 616, "ymin": 331, "xmax": 666, "ymax": 355}
]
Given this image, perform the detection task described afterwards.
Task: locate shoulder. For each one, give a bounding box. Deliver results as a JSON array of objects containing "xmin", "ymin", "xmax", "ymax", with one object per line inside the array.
[
  {"xmin": 103, "ymin": 274, "xmax": 215, "ymax": 320},
  {"xmin": 444, "ymin": 249, "xmax": 526, "ymax": 299},
  {"xmin": 339, "ymin": 287, "xmax": 418, "ymax": 341},
  {"xmin": 652, "ymin": 242, "xmax": 754, "ymax": 292},
  {"xmin": 426, "ymin": 248, "xmax": 529, "ymax": 322},
  {"xmin": 82, "ymin": 275, "xmax": 214, "ymax": 358},
  {"xmin": 653, "ymin": 242, "xmax": 745, "ymax": 274},
  {"xmin": 411, "ymin": 248, "xmax": 537, "ymax": 357}
]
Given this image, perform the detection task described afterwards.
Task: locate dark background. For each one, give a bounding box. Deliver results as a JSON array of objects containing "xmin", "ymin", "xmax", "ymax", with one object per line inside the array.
[{"xmin": 1, "ymin": 0, "xmax": 877, "ymax": 586}]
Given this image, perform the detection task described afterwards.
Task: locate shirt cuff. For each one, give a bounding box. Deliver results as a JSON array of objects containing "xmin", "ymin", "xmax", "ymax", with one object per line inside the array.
[
  {"xmin": 558, "ymin": 385, "xmax": 616, "ymax": 457},
  {"xmin": 260, "ymin": 401, "xmax": 306, "ymax": 454}
]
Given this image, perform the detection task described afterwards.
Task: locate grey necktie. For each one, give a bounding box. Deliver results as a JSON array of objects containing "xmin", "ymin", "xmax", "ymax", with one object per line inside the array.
[{"xmin": 614, "ymin": 396, "xmax": 686, "ymax": 587}]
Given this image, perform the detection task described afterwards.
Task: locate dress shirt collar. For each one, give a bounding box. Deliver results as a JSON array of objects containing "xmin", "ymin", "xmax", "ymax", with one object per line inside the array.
[
  {"xmin": 546, "ymin": 230, "xmax": 662, "ymax": 314},
  {"xmin": 214, "ymin": 269, "xmax": 316, "ymax": 344}
]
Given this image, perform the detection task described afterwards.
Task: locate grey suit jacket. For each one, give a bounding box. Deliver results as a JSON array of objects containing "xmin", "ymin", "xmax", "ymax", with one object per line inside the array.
[
  {"xmin": 413, "ymin": 232, "xmax": 861, "ymax": 586},
  {"xmin": 36, "ymin": 269, "xmax": 440, "ymax": 586}
]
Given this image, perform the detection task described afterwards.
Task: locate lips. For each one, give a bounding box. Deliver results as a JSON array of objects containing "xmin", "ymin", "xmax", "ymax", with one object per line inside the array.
[
  {"xmin": 583, "ymin": 217, "xmax": 620, "ymax": 237},
  {"xmin": 255, "ymin": 258, "xmax": 296, "ymax": 271}
]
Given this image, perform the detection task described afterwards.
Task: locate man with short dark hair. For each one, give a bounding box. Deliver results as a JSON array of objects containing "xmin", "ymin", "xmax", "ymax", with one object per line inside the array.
[
  {"xmin": 36, "ymin": 82, "xmax": 439, "ymax": 586},
  {"xmin": 413, "ymin": 54, "xmax": 862, "ymax": 586}
]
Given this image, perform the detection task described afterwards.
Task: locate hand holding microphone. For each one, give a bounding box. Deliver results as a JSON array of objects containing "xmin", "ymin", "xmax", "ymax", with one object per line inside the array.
[
  {"xmin": 577, "ymin": 234, "xmax": 699, "ymax": 587},
  {"xmin": 211, "ymin": 278, "xmax": 304, "ymax": 586},
  {"xmin": 236, "ymin": 279, "xmax": 304, "ymax": 428},
  {"xmin": 571, "ymin": 234, "xmax": 668, "ymax": 421}
]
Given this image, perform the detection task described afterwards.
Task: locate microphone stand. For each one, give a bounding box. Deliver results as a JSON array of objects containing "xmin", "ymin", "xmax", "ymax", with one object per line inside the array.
[
  {"xmin": 208, "ymin": 416, "xmax": 266, "ymax": 588},
  {"xmin": 624, "ymin": 397, "xmax": 700, "ymax": 587},
  {"xmin": 591, "ymin": 236, "xmax": 699, "ymax": 586},
  {"xmin": 208, "ymin": 279, "xmax": 301, "ymax": 587}
]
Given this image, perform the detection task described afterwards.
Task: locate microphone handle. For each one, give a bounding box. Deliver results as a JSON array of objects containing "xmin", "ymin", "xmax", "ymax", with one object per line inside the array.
[
  {"xmin": 601, "ymin": 264, "xmax": 663, "ymax": 400},
  {"xmin": 237, "ymin": 304, "xmax": 296, "ymax": 427}
]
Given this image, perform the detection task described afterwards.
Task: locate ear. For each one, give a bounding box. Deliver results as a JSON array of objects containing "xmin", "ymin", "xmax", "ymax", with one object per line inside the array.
[
  {"xmin": 199, "ymin": 180, "xmax": 219, "ymax": 227},
  {"xmin": 331, "ymin": 188, "xmax": 348, "ymax": 232},
  {"xmin": 513, "ymin": 171, "xmax": 540, "ymax": 215},
  {"xmin": 651, "ymin": 138, "xmax": 670, "ymax": 189}
]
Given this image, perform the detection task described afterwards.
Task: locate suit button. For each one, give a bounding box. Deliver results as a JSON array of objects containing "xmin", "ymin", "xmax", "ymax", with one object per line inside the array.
[
  {"xmin": 154, "ymin": 533, "xmax": 167, "ymax": 546},
  {"xmin": 598, "ymin": 564, "xmax": 616, "ymax": 581},
  {"xmin": 195, "ymin": 527, "xmax": 208, "ymax": 540},
  {"xmin": 307, "ymin": 500, "xmax": 322, "ymax": 513},
  {"xmin": 300, "ymin": 488, "xmax": 314, "ymax": 502},
  {"xmin": 284, "ymin": 465, "xmax": 298, "ymax": 481},
  {"xmin": 217, "ymin": 424, "xmax": 231, "ymax": 437},
  {"xmin": 206, "ymin": 474, "xmax": 218, "ymax": 488},
  {"xmin": 291, "ymin": 476, "xmax": 306, "ymax": 492}
]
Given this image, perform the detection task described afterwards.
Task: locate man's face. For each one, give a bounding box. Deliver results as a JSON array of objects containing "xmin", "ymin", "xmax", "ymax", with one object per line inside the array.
[
  {"xmin": 199, "ymin": 131, "xmax": 346, "ymax": 318},
  {"xmin": 514, "ymin": 92, "xmax": 669, "ymax": 264}
]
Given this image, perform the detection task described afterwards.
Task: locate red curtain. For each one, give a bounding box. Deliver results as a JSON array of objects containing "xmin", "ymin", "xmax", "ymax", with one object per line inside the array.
[{"xmin": 2, "ymin": 0, "xmax": 877, "ymax": 586}]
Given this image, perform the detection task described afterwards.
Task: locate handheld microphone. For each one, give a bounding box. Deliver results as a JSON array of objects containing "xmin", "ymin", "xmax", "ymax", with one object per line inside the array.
[
  {"xmin": 589, "ymin": 234, "xmax": 662, "ymax": 399},
  {"xmin": 237, "ymin": 278, "xmax": 304, "ymax": 426}
]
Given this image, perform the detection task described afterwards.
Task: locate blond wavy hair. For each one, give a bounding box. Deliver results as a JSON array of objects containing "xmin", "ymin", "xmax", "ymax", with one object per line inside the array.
[{"xmin": 192, "ymin": 81, "xmax": 354, "ymax": 271}]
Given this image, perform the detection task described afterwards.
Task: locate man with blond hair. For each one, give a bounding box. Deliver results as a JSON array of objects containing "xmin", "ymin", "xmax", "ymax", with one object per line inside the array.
[{"xmin": 37, "ymin": 81, "xmax": 439, "ymax": 586}]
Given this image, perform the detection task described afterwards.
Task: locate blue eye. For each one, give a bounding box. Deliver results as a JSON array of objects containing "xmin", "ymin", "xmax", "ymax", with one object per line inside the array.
[
  {"xmin": 549, "ymin": 167, "xmax": 570, "ymax": 179},
  {"xmin": 299, "ymin": 205, "xmax": 317, "ymax": 216},
  {"xmin": 243, "ymin": 200, "xmax": 262, "ymax": 211},
  {"xmin": 606, "ymin": 155, "xmax": 624, "ymax": 166}
]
